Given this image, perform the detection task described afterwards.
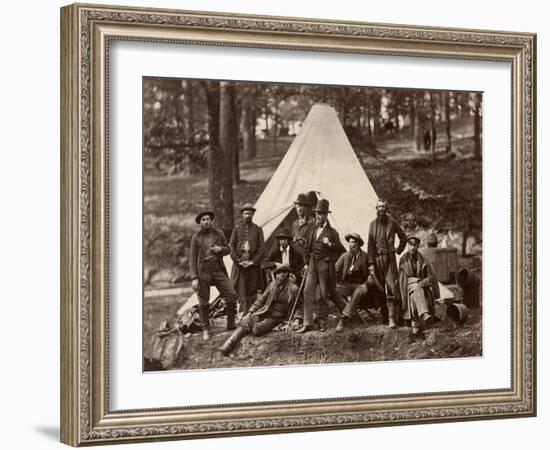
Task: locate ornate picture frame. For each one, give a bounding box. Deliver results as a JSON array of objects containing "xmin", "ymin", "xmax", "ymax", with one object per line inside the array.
[{"xmin": 60, "ymin": 3, "xmax": 536, "ymax": 446}]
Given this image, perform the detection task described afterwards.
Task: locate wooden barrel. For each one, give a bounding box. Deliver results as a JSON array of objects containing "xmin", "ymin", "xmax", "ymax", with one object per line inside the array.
[{"xmin": 420, "ymin": 247, "xmax": 458, "ymax": 283}]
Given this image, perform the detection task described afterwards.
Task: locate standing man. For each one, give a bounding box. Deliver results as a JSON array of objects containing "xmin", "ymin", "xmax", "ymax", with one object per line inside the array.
[
  {"xmin": 297, "ymin": 199, "xmax": 348, "ymax": 333},
  {"xmin": 335, "ymin": 233, "xmax": 385, "ymax": 323},
  {"xmin": 230, "ymin": 203, "xmax": 265, "ymax": 317},
  {"xmin": 398, "ymin": 236, "xmax": 440, "ymax": 340},
  {"xmin": 219, "ymin": 265, "xmax": 299, "ymax": 356},
  {"xmin": 189, "ymin": 210, "xmax": 238, "ymax": 341},
  {"xmin": 367, "ymin": 199, "xmax": 408, "ymax": 328},
  {"xmin": 290, "ymin": 193, "xmax": 316, "ymax": 257}
]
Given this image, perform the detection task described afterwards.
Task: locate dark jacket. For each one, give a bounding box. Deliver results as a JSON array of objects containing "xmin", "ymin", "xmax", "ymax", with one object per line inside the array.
[
  {"xmin": 304, "ymin": 221, "xmax": 346, "ymax": 263},
  {"xmin": 248, "ymin": 280, "xmax": 299, "ymax": 320},
  {"xmin": 261, "ymin": 245, "xmax": 304, "ymax": 277},
  {"xmin": 229, "ymin": 222, "xmax": 265, "ymax": 265},
  {"xmin": 335, "ymin": 248, "xmax": 370, "ymax": 284},
  {"xmin": 367, "ymin": 216, "xmax": 407, "ymax": 266},
  {"xmin": 189, "ymin": 228, "xmax": 231, "ymax": 280}
]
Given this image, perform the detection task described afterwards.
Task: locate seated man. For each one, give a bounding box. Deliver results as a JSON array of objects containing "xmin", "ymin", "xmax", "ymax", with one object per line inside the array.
[
  {"xmin": 336, "ymin": 233, "xmax": 385, "ymax": 324},
  {"xmin": 219, "ymin": 264, "xmax": 299, "ymax": 356},
  {"xmin": 398, "ymin": 236, "xmax": 440, "ymax": 341},
  {"xmin": 261, "ymin": 228, "xmax": 304, "ymax": 283},
  {"xmin": 261, "ymin": 228, "xmax": 305, "ymax": 329}
]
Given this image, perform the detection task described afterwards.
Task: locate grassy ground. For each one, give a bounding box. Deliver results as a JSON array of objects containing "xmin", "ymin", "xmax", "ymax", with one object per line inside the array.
[{"xmin": 144, "ymin": 296, "xmax": 482, "ymax": 371}]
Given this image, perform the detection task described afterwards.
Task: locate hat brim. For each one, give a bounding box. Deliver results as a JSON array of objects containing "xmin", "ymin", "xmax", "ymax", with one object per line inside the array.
[
  {"xmin": 240, "ymin": 208, "xmax": 256, "ymax": 213},
  {"xmin": 195, "ymin": 212, "xmax": 215, "ymax": 224},
  {"xmin": 273, "ymin": 266, "xmax": 293, "ymax": 275},
  {"xmin": 313, "ymin": 209, "xmax": 331, "ymax": 213},
  {"xmin": 276, "ymin": 234, "xmax": 292, "ymax": 240},
  {"xmin": 408, "ymin": 237, "xmax": 421, "ymax": 245},
  {"xmin": 345, "ymin": 234, "xmax": 364, "ymax": 247}
]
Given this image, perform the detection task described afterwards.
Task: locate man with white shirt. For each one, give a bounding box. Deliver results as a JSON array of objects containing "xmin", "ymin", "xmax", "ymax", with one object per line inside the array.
[
  {"xmin": 261, "ymin": 228, "xmax": 304, "ymax": 283},
  {"xmin": 297, "ymin": 199, "xmax": 347, "ymax": 333}
]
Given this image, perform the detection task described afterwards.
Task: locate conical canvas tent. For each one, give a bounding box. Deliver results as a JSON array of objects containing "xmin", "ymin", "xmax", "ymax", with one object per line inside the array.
[{"xmin": 180, "ymin": 103, "xmax": 452, "ymax": 314}]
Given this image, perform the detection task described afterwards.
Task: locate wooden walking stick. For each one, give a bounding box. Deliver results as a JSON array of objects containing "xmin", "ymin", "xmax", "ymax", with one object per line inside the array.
[{"xmin": 285, "ymin": 275, "xmax": 307, "ymax": 332}]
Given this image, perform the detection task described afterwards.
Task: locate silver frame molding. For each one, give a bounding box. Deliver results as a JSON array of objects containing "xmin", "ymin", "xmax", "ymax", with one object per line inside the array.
[{"xmin": 60, "ymin": 3, "xmax": 536, "ymax": 446}]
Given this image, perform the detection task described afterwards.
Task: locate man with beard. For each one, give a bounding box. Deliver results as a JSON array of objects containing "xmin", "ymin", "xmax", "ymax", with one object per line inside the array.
[
  {"xmin": 261, "ymin": 228, "xmax": 304, "ymax": 283},
  {"xmin": 290, "ymin": 193, "xmax": 316, "ymax": 256},
  {"xmin": 335, "ymin": 233, "xmax": 385, "ymax": 323},
  {"xmin": 367, "ymin": 199, "xmax": 407, "ymax": 328},
  {"xmin": 189, "ymin": 210, "xmax": 238, "ymax": 341},
  {"xmin": 398, "ymin": 236, "xmax": 440, "ymax": 341},
  {"xmin": 219, "ymin": 264, "xmax": 299, "ymax": 356},
  {"xmin": 297, "ymin": 199, "xmax": 348, "ymax": 333},
  {"xmin": 230, "ymin": 203, "xmax": 265, "ymax": 317}
]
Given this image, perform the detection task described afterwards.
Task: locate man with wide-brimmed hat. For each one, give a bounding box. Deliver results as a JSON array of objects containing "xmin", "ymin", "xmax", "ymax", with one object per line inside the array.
[
  {"xmin": 261, "ymin": 227, "xmax": 304, "ymax": 282},
  {"xmin": 290, "ymin": 193, "xmax": 316, "ymax": 255},
  {"xmin": 219, "ymin": 264, "xmax": 299, "ymax": 356},
  {"xmin": 367, "ymin": 199, "xmax": 408, "ymax": 328},
  {"xmin": 398, "ymin": 236, "xmax": 440, "ymax": 341},
  {"xmin": 297, "ymin": 198, "xmax": 348, "ymax": 333},
  {"xmin": 335, "ymin": 232, "xmax": 386, "ymax": 326},
  {"xmin": 262, "ymin": 227, "xmax": 305, "ymax": 328},
  {"xmin": 229, "ymin": 202, "xmax": 265, "ymax": 317},
  {"xmin": 189, "ymin": 210, "xmax": 238, "ymax": 341}
]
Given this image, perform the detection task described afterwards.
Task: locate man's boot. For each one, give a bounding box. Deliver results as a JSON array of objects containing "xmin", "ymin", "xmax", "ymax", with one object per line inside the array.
[
  {"xmin": 336, "ymin": 317, "xmax": 346, "ymax": 332},
  {"xmin": 199, "ymin": 304, "xmax": 211, "ymax": 341},
  {"xmin": 387, "ymin": 302, "xmax": 397, "ymax": 329},
  {"xmin": 226, "ymin": 301, "xmax": 237, "ymax": 331},
  {"xmin": 219, "ymin": 327, "xmax": 247, "ymax": 356}
]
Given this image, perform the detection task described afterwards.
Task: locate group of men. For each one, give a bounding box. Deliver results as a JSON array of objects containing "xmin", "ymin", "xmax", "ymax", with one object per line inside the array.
[{"xmin": 188, "ymin": 194, "xmax": 441, "ymax": 356}]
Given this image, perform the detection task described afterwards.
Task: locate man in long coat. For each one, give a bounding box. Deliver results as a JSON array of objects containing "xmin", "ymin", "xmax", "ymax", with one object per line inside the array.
[
  {"xmin": 230, "ymin": 203, "xmax": 265, "ymax": 317},
  {"xmin": 367, "ymin": 199, "xmax": 407, "ymax": 328},
  {"xmin": 335, "ymin": 232, "xmax": 385, "ymax": 322},
  {"xmin": 189, "ymin": 210, "xmax": 238, "ymax": 340},
  {"xmin": 297, "ymin": 199, "xmax": 347, "ymax": 333},
  {"xmin": 290, "ymin": 193, "xmax": 316, "ymax": 258},
  {"xmin": 219, "ymin": 265, "xmax": 299, "ymax": 356},
  {"xmin": 398, "ymin": 236, "xmax": 440, "ymax": 340}
]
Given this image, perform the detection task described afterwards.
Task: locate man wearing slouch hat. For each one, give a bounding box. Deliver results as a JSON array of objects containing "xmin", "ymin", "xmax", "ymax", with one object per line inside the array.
[
  {"xmin": 229, "ymin": 203, "xmax": 265, "ymax": 317},
  {"xmin": 219, "ymin": 264, "xmax": 298, "ymax": 356},
  {"xmin": 189, "ymin": 210, "xmax": 238, "ymax": 341}
]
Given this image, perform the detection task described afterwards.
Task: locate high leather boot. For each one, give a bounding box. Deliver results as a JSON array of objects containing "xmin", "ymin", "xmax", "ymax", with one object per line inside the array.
[
  {"xmin": 387, "ymin": 302, "xmax": 397, "ymax": 329},
  {"xmin": 199, "ymin": 304, "xmax": 211, "ymax": 341},
  {"xmin": 225, "ymin": 301, "xmax": 237, "ymax": 331},
  {"xmin": 219, "ymin": 327, "xmax": 247, "ymax": 356}
]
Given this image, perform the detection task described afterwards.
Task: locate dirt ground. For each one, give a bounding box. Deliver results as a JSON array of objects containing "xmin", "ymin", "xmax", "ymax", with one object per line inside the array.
[{"xmin": 144, "ymin": 295, "xmax": 482, "ymax": 371}]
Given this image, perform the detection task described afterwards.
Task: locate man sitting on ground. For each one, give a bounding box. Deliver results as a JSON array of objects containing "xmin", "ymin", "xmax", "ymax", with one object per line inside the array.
[{"xmin": 219, "ymin": 265, "xmax": 299, "ymax": 356}]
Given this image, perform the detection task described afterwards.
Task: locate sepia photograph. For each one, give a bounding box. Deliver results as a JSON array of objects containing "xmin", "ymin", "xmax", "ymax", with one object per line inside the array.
[{"xmin": 143, "ymin": 78, "xmax": 483, "ymax": 372}]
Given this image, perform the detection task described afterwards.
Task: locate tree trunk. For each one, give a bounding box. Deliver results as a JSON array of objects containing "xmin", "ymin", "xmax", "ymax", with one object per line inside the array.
[
  {"xmin": 474, "ymin": 92, "xmax": 482, "ymax": 161},
  {"xmin": 373, "ymin": 94, "xmax": 381, "ymax": 139},
  {"xmin": 241, "ymin": 91, "xmax": 257, "ymax": 160},
  {"xmin": 429, "ymin": 92, "xmax": 437, "ymax": 164},
  {"xmin": 201, "ymin": 81, "xmax": 234, "ymax": 233},
  {"xmin": 410, "ymin": 93, "xmax": 417, "ymax": 148},
  {"xmin": 220, "ymin": 82, "xmax": 240, "ymax": 186},
  {"xmin": 272, "ymin": 97, "xmax": 279, "ymax": 154},
  {"xmin": 233, "ymin": 98, "xmax": 242, "ymax": 184},
  {"xmin": 366, "ymin": 100, "xmax": 372, "ymax": 144},
  {"xmin": 444, "ymin": 91, "xmax": 452, "ymax": 153},
  {"xmin": 182, "ymin": 80, "xmax": 195, "ymax": 174}
]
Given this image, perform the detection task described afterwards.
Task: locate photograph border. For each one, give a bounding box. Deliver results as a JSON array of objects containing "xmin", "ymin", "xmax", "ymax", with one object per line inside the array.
[{"xmin": 60, "ymin": 3, "xmax": 536, "ymax": 446}]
